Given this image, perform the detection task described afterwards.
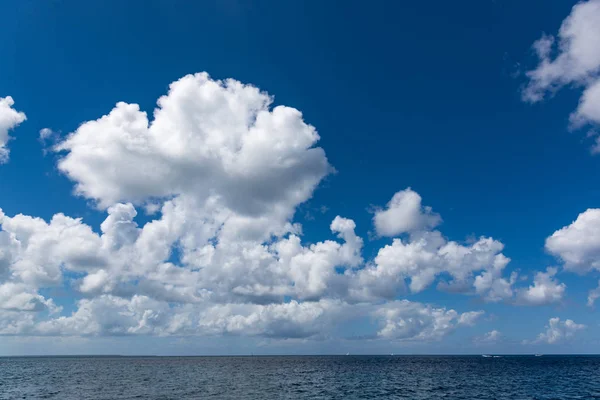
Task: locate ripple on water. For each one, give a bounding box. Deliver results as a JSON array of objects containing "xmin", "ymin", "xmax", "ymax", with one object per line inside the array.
[{"xmin": 1, "ymin": 356, "xmax": 600, "ymax": 399}]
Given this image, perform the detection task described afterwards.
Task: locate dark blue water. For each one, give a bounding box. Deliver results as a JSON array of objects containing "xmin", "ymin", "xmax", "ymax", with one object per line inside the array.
[{"xmin": 1, "ymin": 355, "xmax": 600, "ymax": 399}]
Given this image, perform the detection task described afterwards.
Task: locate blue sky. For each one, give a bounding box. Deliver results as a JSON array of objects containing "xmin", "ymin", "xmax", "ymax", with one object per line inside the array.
[{"xmin": 1, "ymin": 0, "xmax": 600, "ymax": 355}]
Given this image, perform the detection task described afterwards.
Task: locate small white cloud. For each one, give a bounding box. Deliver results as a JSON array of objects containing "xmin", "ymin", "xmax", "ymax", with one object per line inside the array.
[
  {"xmin": 0, "ymin": 282, "xmax": 57, "ymax": 312},
  {"xmin": 142, "ymin": 202, "xmax": 161, "ymax": 215},
  {"xmin": 373, "ymin": 188, "xmax": 441, "ymax": 237},
  {"xmin": 0, "ymin": 96, "xmax": 26, "ymax": 164},
  {"xmin": 591, "ymin": 135, "xmax": 600, "ymax": 155},
  {"xmin": 531, "ymin": 317, "xmax": 585, "ymax": 344},
  {"xmin": 39, "ymin": 128, "xmax": 61, "ymax": 154},
  {"xmin": 39, "ymin": 128, "xmax": 54, "ymax": 140},
  {"xmin": 474, "ymin": 329, "xmax": 502, "ymax": 344},
  {"xmin": 79, "ymin": 269, "xmax": 112, "ymax": 294},
  {"xmin": 458, "ymin": 310, "xmax": 485, "ymax": 326},
  {"xmin": 587, "ymin": 280, "xmax": 600, "ymax": 307},
  {"xmin": 516, "ymin": 267, "xmax": 566, "ymax": 306}
]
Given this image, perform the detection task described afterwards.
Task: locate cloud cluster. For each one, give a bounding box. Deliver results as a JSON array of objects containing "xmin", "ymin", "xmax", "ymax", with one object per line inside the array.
[
  {"xmin": 0, "ymin": 96, "xmax": 26, "ymax": 164},
  {"xmin": 523, "ymin": 0, "xmax": 600, "ymax": 151},
  {"xmin": 0, "ymin": 186, "xmax": 493, "ymax": 339},
  {"xmin": 527, "ymin": 0, "xmax": 600, "ymax": 309},
  {"xmin": 0, "ymin": 73, "xmax": 567, "ymax": 342},
  {"xmin": 359, "ymin": 190, "xmax": 521, "ymax": 302},
  {"xmin": 357, "ymin": 231, "xmax": 516, "ymax": 302}
]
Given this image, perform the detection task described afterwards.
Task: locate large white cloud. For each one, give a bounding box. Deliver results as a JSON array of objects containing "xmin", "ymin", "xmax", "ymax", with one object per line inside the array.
[
  {"xmin": 0, "ymin": 96, "xmax": 26, "ymax": 164},
  {"xmin": 0, "ymin": 293, "xmax": 481, "ymax": 342},
  {"xmin": 546, "ymin": 209, "xmax": 600, "ymax": 273},
  {"xmin": 0, "ymin": 190, "xmax": 493, "ymax": 340},
  {"xmin": 530, "ymin": 317, "xmax": 585, "ymax": 344},
  {"xmin": 523, "ymin": 0, "xmax": 600, "ymax": 150},
  {"xmin": 0, "ymin": 73, "xmax": 556, "ymax": 343},
  {"xmin": 33, "ymin": 295, "xmax": 343, "ymax": 338},
  {"xmin": 0, "ymin": 191, "xmax": 543, "ymax": 339},
  {"xmin": 55, "ymin": 73, "xmax": 330, "ymax": 228},
  {"xmin": 0, "ymin": 186, "xmax": 519, "ymax": 308},
  {"xmin": 0, "ymin": 202, "xmax": 360, "ymax": 305},
  {"xmin": 0, "ymin": 72, "xmax": 360, "ymax": 340}
]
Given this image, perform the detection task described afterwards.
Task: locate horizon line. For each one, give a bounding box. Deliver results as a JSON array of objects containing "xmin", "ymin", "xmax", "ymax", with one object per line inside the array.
[{"xmin": 2, "ymin": 353, "xmax": 599, "ymax": 358}]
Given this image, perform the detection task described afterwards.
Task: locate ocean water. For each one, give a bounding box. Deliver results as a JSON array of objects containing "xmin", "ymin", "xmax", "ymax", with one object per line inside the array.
[{"xmin": 1, "ymin": 355, "xmax": 600, "ymax": 399}]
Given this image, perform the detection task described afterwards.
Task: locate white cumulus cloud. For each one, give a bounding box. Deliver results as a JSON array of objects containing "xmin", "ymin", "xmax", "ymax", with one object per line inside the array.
[
  {"xmin": 375, "ymin": 300, "xmax": 483, "ymax": 341},
  {"xmin": 0, "ymin": 96, "xmax": 26, "ymax": 164},
  {"xmin": 531, "ymin": 317, "xmax": 585, "ymax": 344},
  {"xmin": 523, "ymin": 0, "xmax": 600, "ymax": 103},
  {"xmin": 474, "ymin": 329, "xmax": 502, "ymax": 344},
  {"xmin": 39, "ymin": 128, "xmax": 54, "ymax": 140},
  {"xmin": 587, "ymin": 280, "xmax": 600, "ymax": 307},
  {"xmin": 522, "ymin": 0, "xmax": 600, "ymax": 151},
  {"xmin": 516, "ymin": 267, "xmax": 566, "ymax": 306},
  {"xmin": 355, "ymin": 229, "xmax": 515, "ymax": 301},
  {"xmin": 545, "ymin": 209, "xmax": 600, "ymax": 273},
  {"xmin": 373, "ymin": 188, "xmax": 441, "ymax": 237},
  {"xmin": 55, "ymin": 72, "xmax": 330, "ymax": 225}
]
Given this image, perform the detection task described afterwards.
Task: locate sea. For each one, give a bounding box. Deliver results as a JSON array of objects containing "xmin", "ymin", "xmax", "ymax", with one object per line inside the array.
[{"xmin": 1, "ymin": 355, "xmax": 599, "ymax": 399}]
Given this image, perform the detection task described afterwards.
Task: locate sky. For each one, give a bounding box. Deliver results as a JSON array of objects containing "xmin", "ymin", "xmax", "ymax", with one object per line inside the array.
[{"xmin": 1, "ymin": 0, "xmax": 600, "ymax": 356}]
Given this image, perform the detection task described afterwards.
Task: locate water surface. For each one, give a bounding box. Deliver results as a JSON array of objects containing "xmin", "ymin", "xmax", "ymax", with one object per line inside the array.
[{"xmin": 1, "ymin": 355, "xmax": 599, "ymax": 399}]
